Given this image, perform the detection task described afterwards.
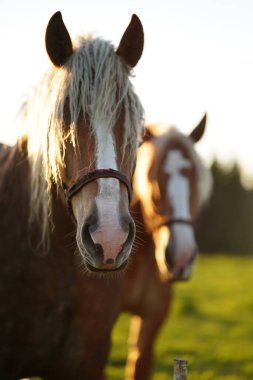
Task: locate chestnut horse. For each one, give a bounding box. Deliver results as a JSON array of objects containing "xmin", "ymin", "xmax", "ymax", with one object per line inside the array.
[
  {"xmin": 0, "ymin": 12, "xmax": 144, "ymax": 380},
  {"xmin": 122, "ymin": 115, "xmax": 213, "ymax": 379}
]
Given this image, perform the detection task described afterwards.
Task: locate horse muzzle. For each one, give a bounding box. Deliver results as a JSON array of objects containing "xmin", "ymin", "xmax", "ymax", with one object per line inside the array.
[
  {"xmin": 165, "ymin": 237, "xmax": 198, "ymax": 281},
  {"xmin": 78, "ymin": 216, "xmax": 136, "ymax": 272}
]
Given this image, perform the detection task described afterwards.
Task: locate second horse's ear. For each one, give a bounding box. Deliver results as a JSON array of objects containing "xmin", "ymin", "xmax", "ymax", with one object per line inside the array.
[
  {"xmin": 189, "ymin": 113, "xmax": 207, "ymax": 143},
  {"xmin": 45, "ymin": 11, "xmax": 73, "ymax": 67},
  {"xmin": 141, "ymin": 128, "xmax": 154, "ymax": 143},
  {"xmin": 116, "ymin": 14, "xmax": 144, "ymax": 68}
]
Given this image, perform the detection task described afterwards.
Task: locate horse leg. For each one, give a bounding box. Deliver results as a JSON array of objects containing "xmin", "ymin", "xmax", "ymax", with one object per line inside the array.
[
  {"xmin": 125, "ymin": 315, "xmax": 142, "ymax": 380},
  {"xmin": 125, "ymin": 308, "xmax": 170, "ymax": 380}
]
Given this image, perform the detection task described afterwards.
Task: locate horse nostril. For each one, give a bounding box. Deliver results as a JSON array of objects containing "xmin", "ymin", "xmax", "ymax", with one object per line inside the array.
[
  {"xmin": 81, "ymin": 224, "xmax": 104, "ymax": 260},
  {"xmin": 121, "ymin": 220, "xmax": 136, "ymax": 250},
  {"xmin": 165, "ymin": 238, "xmax": 175, "ymax": 270},
  {"xmin": 80, "ymin": 216, "xmax": 136, "ymax": 269},
  {"xmin": 94, "ymin": 243, "xmax": 103, "ymax": 255},
  {"xmin": 105, "ymin": 258, "xmax": 115, "ymax": 265}
]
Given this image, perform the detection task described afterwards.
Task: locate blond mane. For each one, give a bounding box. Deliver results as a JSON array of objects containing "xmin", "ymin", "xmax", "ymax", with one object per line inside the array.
[
  {"xmin": 134, "ymin": 126, "xmax": 212, "ymax": 228},
  {"xmin": 19, "ymin": 36, "xmax": 144, "ymax": 246}
]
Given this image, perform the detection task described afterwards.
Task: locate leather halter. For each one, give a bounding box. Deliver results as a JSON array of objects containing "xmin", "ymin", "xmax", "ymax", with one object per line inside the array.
[
  {"xmin": 61, "ymin": 168, "xmax": 132, "ymax": 213},
  {"xmin": 165, "ymin": 218, "xmax": 194, "ymax": 227},
  {"xmin": 153, "ymin": 217, "xmax": 194, "ymax": 231}
]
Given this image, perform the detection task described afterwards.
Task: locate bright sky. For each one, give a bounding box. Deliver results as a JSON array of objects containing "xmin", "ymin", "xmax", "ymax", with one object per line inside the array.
[{"xmin": 1, "ymin": 0, "xmax": 253, "ymax": 181}]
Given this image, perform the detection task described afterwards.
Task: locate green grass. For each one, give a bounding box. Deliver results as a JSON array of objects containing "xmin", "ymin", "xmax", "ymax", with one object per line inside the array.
[{"xmin": 107, "ymin": 254, "xmax": 253, "ymax": 379}]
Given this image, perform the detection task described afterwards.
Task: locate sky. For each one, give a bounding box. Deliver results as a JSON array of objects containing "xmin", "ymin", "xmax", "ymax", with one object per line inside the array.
[{"xmin": 1, "ymin": 0, "xmax": 253, "ymax": 183}]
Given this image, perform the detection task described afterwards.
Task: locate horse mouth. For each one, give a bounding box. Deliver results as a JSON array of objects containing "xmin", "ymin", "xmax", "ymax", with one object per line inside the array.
[{"xmin": 86, "ymin": 260, "xmax": 128, "ymax": 273}]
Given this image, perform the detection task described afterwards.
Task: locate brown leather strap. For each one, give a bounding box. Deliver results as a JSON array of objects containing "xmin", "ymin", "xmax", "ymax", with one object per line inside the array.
[
  {"xmin": 166, "ymin": 218, "xmax": 194, "ymax": 227},
  {"xmin": 61, "ymin": 168, "xmax": 132, "ymax": 213},
  {"xmin": 153, "ymin": 217, "xmax": 194, "ymax": 231}
]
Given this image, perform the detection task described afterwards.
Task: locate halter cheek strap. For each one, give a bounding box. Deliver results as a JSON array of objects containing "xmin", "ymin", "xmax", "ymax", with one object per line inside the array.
[{"xmin": 61, "ymin": 168, "xmax": 133, "ymax": 213}]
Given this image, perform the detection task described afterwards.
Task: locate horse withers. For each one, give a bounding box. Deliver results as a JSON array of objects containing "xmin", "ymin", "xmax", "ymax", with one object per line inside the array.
[
  {"xmin": 123, "ymin": 115, "xmax": 213, "ymax": 379},
  {"xmin": 0, "ymin": 12, "xmax": 144, "ymax": 380}
]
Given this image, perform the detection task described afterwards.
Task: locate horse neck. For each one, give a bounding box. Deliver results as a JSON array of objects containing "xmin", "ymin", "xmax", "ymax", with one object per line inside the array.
[
  {"xmin": 50, "ymin": 187, "xmax": 75, "ymax": 246},
  {"xmin": 0, "ymin": 141, "xmax": 73, "ymax": 253}
]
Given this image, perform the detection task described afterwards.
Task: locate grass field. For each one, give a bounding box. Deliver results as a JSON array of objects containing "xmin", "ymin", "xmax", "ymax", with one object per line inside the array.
[{"xmin": 107, "ymin": 254, "xmax": 253, "ymax": 379}]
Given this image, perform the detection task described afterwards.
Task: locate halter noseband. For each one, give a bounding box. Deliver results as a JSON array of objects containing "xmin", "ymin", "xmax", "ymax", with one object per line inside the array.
[
  {"xmin": 61, "ymin": 168, "xmax": 132, "ymax": 213},
  {"xmin": 153, "ymin": 217, "xmax": 194, "ymax": 231},
  {"xmin": 165, "ymin": 218, "xmax": 194, "ymax": 227}
]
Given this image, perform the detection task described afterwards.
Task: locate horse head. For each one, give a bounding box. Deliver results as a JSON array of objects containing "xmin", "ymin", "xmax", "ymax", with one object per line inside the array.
[
  {"xmin": 25, "ymin": 12, "xmax": 144, "ymax": 272},
  {"xmin": 134, "ymin": 114, "xmax": 212, "ymax": 280}
]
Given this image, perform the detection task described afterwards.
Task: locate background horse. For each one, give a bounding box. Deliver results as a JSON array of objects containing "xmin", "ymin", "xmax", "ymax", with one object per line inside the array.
[
  {"xmin": 0, "ymin": 12, "xmax": 144, "ymax": 380},
  {"xmin": 122, "ymin": 115, "xmax": 213, "ymax": 379}
]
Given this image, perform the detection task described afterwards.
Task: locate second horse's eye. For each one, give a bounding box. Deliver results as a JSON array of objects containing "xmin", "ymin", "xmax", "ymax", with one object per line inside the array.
[{"xmin": 180, "ymin": 168, "xmax": 191, "ymax": 176}]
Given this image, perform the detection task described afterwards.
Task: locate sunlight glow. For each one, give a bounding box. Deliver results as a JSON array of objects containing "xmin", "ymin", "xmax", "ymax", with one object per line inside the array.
[
  {"xmin": 133, "ymin": 142, "xmax": 156, "ymax": 224},
  {"xmin": 1, "ymin": 1, "xmax": 253, "ymax": 183},
  {"xmin": 153, "ymin": 226, "xmax": 171, "ymax": 282}
]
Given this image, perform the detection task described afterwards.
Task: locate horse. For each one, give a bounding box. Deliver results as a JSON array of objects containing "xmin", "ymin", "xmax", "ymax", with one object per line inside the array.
[
  {"xmin": 0, "ymin": 12, "xmax": 144, "ymax": 380},
  {"xmin": 122, "ymin": 115, "xmax": 213, "ymax": 379}
]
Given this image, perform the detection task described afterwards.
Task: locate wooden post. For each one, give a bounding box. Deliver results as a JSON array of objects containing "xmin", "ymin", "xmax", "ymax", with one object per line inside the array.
[{"xmin": 173, "ymin": 358, "xmax": 188, "ymax": 380}]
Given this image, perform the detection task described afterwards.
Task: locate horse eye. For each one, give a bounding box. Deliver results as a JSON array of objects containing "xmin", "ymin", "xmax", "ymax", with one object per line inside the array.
[
  {"xmin": 166, "ymin": 173, "xmax": 171, "ymax": 179},
  {"xmin": 181, "ymin": 168, "xmax": 191, "ymax": 176}
]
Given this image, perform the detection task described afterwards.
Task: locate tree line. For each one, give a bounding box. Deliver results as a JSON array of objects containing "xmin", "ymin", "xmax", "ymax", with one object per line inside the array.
[{"xmin": 196, "ymin": 160, "xmax": 253, "ymax": 254}]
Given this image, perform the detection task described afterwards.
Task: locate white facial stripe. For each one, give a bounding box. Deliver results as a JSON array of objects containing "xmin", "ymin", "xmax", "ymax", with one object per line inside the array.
[
  {"xmin": 95, "ymin": 120, "xmax": 120, "ymax": 194},
  {"xmin": 88, "ymin": 121, "xmax": 128, "ymax": 262},
  {"xmin": 94, "ymin": 121, "xmax": 121, "ymax": 223},
  {"xmin": 164, "ymin": 150, "xmax": 191, "ymax": 220},
  {"xmin": 95, "ymin": 122, "xmax": 118, "ymax": 170},
  {"xmin": 171, "ymin": 223, "xmax": 196, "ymax": 278}
]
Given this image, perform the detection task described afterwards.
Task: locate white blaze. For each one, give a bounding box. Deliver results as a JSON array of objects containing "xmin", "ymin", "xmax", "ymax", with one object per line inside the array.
[
  {"xmin": 92, "ymin": 121, "xmax": 127, "ymax": 261},
  {"xmin": 164, "ymin": 150, "xmax": 191, "ymax": 220},
  {"xmin": 164, "ymin": 149, "xmax": 196, "ymax": 275},
  {"xmin": 95, "ymin": 122, "xmax": 119, "ymax": 191}
]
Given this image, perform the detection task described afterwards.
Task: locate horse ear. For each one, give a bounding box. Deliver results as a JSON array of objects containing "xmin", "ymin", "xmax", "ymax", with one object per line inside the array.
[
  {"xmin": 142, "ymin": 128, "xmax": 154, "ymax": 143},
  {"xmin": 45, "ymin": 11, "xmax": 73, "ymax": 67},
  {"xmin": 189, "ymin": 113, "xmax": 207, "ymax": 143},
  {"xmin": 116, "ymin": 14, "xmax": 144, "ymax": 68}
]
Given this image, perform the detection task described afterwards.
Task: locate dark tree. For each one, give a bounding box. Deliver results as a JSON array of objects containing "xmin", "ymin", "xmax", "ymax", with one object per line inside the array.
[{"xmin": 196, "ymin": 160, "xmax": 253, "ymax": 254}]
